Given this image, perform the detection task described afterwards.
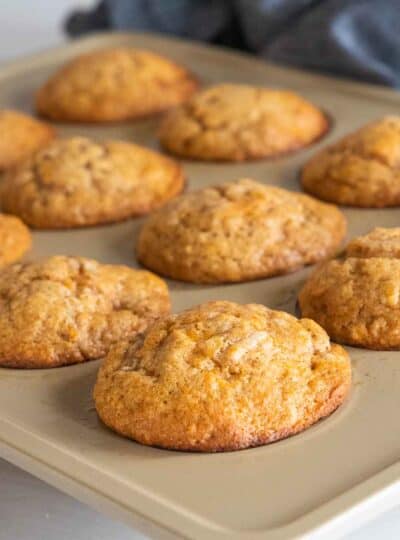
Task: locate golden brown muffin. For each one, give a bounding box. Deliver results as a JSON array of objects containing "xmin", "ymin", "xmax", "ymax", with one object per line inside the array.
[
  {"xmin": 1, "ymin": 137, "xmax": 184, "ymax": 229},
  {"xmin": 346, "ymin": 227, "xmax": 400, "ymax": 259},
  {"xmin": 299, "ymin": 227, "xmax": 400, "ymax": 349},
  {"xmin": 158, "ymin": 84, "xmax": 328, "ymax": 161},
  {"xmin": 94, "ymin": 301, "xmax": 351, "ymax": 452},
  {"xmin": 0, "ymin": 214, "xmax": 31, "ymax": 267},
  {"xmin": 136, "ymin": 179, "xmax": 346, "ymax": 283},
  {"xmin": 301, "ymin": 117, "xmax": 400, "ymax": 207},
  {"xmin": 36, "ymin": 47, "xmax": 198, "ymax": 123},
  {"xmin": 0, "ymin": 255, "xmax": 170, "ymax": 368},
  {"xmin": 0, "ymin": 110, "xmax": 55, "ymax": 171}
]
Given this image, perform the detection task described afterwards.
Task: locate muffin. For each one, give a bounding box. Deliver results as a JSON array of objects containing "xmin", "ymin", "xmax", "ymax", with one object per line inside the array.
[
  {"xmin": 301, "ymin": 117, "xmax": 400, "ymax": 207},
  {"xmin": 36, "ymin": 47, "xmax": 198, "ymax": 122},
  {"xmin": 346, "ymin": 227, "xmax": 400, "ymax": 259},
  {"xmin": 0, "ymin": 214, "xmax": 31, "ymax": 267},
  {"xmin": 0, "ymin": 255, "xmax": 170, "ymax": 368},
  {"xmin": 299, "ymin": 227, "xmax": 400, "ymax": 349},
  {"xmin": 136, "ymin": 178, "xmax": 346, "ymax": 283},
  {"xmin": 0, "ymin": 110, "xmax": 54, "ymax": 171},
  {"xmin": 1, "ymin": 137, "xmax": 185, "ymax": 228},
  {"xmin": 94, "ymin": 301, "xmax": 351, "ymax": 452},
  {"xmin": 158, "ymin": 84, "xmax": 328, "ymax": 161}
]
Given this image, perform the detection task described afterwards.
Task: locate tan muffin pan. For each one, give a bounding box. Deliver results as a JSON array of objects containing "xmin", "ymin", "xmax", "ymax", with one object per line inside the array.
[{"xmin": 0, "ymin": 33, "xmax": 399, "ymax": 540}]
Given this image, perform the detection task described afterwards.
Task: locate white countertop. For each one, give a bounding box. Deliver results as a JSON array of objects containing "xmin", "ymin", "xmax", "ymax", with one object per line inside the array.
[{"xmin": 0, "ymin": 1, "xmax": 399, "ymax": 538}]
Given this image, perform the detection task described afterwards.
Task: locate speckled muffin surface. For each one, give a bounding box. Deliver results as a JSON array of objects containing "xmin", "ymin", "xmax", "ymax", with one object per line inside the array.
[
  {"xmin": 0, "ymin": 255, "xmax": 170, "ymax": 368},
  {"xmin": 299, "ymin": 228, "xmax": 400, "ymax": 349},
  {"xmin": 158, "ymin": 84, "xmax": 328, "ymax": 161},
  {"xmin": 94, "ymin": 301, "xmax": 351, "ymax": 452},
  {"xmin": 1, "ymin": 137, "xmax": 184, "ymax": 228},
  {"xmin": 136, "ymin": 179, "xmax": 346, "ymax": 283},
  {"xmin": 0, "ymin": 110, "xmax": 54, "ymax": 171},
  {"xmin": 36, "ymin": 47, "xmax": 198, "ymax": 122},
  {"xmin": 0, "ymin": 214, "xmax": 31, "ymax": 267},
  {"xmin": 301, "ymin": 117, "xmax": 400, "ymax": 207},
  {"xmin": 346, "ymin": 227, "xmax": 400, "ymax": 259}
]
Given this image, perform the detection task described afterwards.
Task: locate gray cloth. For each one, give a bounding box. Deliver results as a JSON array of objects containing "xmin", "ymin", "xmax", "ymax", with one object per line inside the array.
[{"xmin": 66, "ymin": 0, "xmax": 400, "ymax": 87}]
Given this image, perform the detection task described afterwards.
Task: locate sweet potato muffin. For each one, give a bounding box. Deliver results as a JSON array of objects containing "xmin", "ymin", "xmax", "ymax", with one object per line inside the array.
[
  {"xmin": 94, "ymin": 301, "xmax": 351, "ymax": 452},
  {"xmin": 0, "ymin": 214, "xmax": 31, "ymax": 267},
  {"xmin": 346, "ymin": 227, "xmax": 400, "ymax": 259},
  {"xmin": 301, "ymin": 117, "xmax": 400, "ymax": 207},
  {"xmin": 299, "ymin": 227, "xmax": 400, "ymax": 349},
  {"xmin": 0, "ymin": 110, "xmax": 54, "ymax": 171},
  {"xmin": 0, "ymin": 255, "xmax": 170, "ymax": 368},
  {"xmin": 1, "ymin": 137, "xmax": 184, "ymax": 228},
  {"xmin": 158, "ymin": 84, "xmax": 328, "ymax": 161},
  {"xmin": 136, "ymin": 178, "xmax": 346, "ymax": 283},
  {"xmin": 36, "ymin": 47, "xmax": 198, "ymax": 122}
]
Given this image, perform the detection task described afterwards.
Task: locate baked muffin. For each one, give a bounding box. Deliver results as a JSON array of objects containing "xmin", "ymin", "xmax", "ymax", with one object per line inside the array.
[
  {"xmin": 346, "ymin": 227, "xmax": 400, "ymax": 259},
  {"xmin": 158, "ymin": 84, "xmax": 328, "ymax": 161},
  {"xmin": 301, "ymin": 117, "xmax": 400, "ymax": 207},
  {"xmin": 136, "ymin": 179, "xmax": 346, "ymax": 283},
  {"xmin": 0, "ymin": 256, "xmax": 170, "ymax": 368},
  {"xmin": 299, "ymin": 227, "xmax": 400, "ymax": 349},
  {"xmin": 0, "ymin": 110, "xmax": 54, "ymax": 171},
  {"xmin": 0, "ymin": 214, "xmax": 31, "ymax": 267},
  {"xmin": 94, "ymin": 301, "xmax": 351, "ymax": 452},
  {"xmin": 1, "ymin": 137, "xmax": 184, "ymax": 228},
  {"xmin": 36, "ymin": 47, "xmax": 198, "ymax": 122}
]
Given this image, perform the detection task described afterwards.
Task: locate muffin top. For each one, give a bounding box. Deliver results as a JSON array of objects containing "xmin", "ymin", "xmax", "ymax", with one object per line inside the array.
[
  {"xmin": 346, "ymin": 227, "xmax": 400, "ymax": 259},
  {"xmin": 301, "ymin": 116, "xmax": 400, "ymax": 207},
  {"xmin": 299, "ymin": 227, "xmax": 400, "ymax": 349},
  {"xmin": 159, "ymin": 84, "xmax": 328, "ymax": 161},
  {"xmin": 0, "ymin": 109, "xmax": 54, "ymax": 171},
  {"xmin": 94, "ymin": 301, "xmax": 351, "ymax": 452},
  {"xmin": 137, "ymin": 178, "xmax": 346, "ymax": 283},
  {"xmin": 0, "ymin": 214, "xmax": 31, "ymax": 267},
  {"xmin": 1, "ymin": 137, "xmax": 184, "ymax": 228},
  {"xmin": 36, "ymin": 47, "xmax": 198, "ymax": 122},
  {"xmin": 0, "ymin": 256, "xmax": 170, "ymax": 368}
]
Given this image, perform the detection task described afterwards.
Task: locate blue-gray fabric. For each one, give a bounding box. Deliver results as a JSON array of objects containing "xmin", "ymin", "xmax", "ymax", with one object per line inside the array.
[{"xmin": 66, "ymin": 0, "xmax": 400, "ymax": 87}]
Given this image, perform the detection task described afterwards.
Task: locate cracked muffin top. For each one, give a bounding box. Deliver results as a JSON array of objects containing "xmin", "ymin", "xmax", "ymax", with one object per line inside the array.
[
  {"xmin": 158, "ymin": 84, "xmax": 328, "ymax": 161},
  {"xmin": 0, "ymin": 110, "xmax": 54, "ymax": 171},
  {"xmin": 94, "ymin": 300, "xmax": 351, "ymax": 452},
  {"xmin": 1, "ymin": 137, "xmax": 185, "ymax": 228},
  {"xmin": 0, "ymin": 214, "xmax": 31, "ymax": 267},
  {"xmin": 0, "ymin": 255, "xmax": 170, "ymax": 368},
  {"xmin": 299, "ymin": 227, "xmax": 400, "ymax": 349},
  {"xmin": 36, "ymin": 47, "xmax": 198, "ymax": 122},
  {"xmin": 301, "ymin": 116, "xmax": 400, "ymax": 207},
  {"xmin": 136, "ymin": 178, "xmax": 346, "ymax": 283}
]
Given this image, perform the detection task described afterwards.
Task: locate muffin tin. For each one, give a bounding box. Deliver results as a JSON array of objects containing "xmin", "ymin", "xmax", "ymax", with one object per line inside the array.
[{"xmin": 0, "ymin": 32, "xmax": 399, "ymax": 540}]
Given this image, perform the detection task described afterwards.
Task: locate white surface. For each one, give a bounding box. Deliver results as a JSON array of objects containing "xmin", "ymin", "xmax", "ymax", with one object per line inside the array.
[
  {"xmin": 0, "ymin": 2, "xmax": 399, "ymax": 539},
  {"xmin": 0, "ymin": 458, "xmax": 145, "ymax": 540},
  {"xmin": 0, "ymin": 0, "xmax": 94, "ymax": 62}
]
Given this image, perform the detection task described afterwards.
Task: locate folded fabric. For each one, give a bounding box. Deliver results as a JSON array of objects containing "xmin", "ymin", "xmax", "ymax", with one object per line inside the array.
[{"xmin": 66, "ymin": 0, "xmax": 400, "ymax": 87}]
